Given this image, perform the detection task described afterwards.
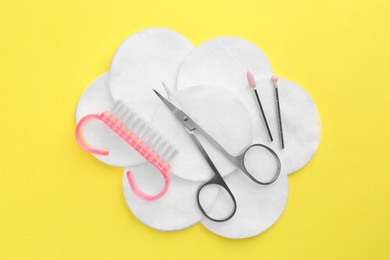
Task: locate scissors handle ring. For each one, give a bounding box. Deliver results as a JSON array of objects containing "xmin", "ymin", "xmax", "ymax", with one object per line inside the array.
[
  {"xmin": 238, "ymin": 144, "xmax": 281, "ymax": 185},
  {"xmin": 196, "ymin": 175, "xmax": 237, "ymax": 223}
]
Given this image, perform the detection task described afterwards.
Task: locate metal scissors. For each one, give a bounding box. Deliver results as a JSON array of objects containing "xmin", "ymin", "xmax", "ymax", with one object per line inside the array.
[{"xmin": 154, "ymin": 84, "xmax": 281, "ymax": 222}]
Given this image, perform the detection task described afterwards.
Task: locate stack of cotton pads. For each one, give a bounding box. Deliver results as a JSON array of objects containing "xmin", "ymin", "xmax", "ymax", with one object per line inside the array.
[{"xmin": 75, "ymin": 28, "xmax": 321, "ymax": 239}]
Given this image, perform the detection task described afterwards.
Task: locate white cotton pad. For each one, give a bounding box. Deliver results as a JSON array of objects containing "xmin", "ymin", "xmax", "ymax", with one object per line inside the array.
[
  {"xmin": 109, "ymin": 28, "xmax": 194, "ymax": 121},
  {"xmin": 75, "ymin": 73, "xmax": 147, "ymax": 167},
  {"xmin": 151, "ymin": 85, "xmax": 253, "ymax": 182},
  {"xmin": 201, "ymin": 169, "xmax": 288, "ymax": 239},
  {"xmin": 177, "ymin": 36, "xmax": 273, "ymax": 87},
  {"xmin": 177, "ymin": 37, "xmax": 321, "ymax": 174},
  {"xmin": 122, "ymin": 163, "xmax": 216, "ymax": 231},
  {"xmin": 75, "ymin": 73, "xmax": 113, "ymax": 121}
]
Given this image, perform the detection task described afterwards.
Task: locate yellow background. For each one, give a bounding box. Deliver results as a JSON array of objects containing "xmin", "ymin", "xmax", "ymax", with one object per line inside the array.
[{"xmin": 0, "ymin": 0, "xmax": 389, "ymax": 259}]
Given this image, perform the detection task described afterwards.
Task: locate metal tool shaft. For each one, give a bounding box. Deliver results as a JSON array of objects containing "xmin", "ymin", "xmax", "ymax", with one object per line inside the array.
[
  {"xmin": 274, "ymin": 85, "xmax": 284, "ymax": 149},
  {"xmin": 254, "ymin": 89, "xmax": 273, "ymax": 142}
]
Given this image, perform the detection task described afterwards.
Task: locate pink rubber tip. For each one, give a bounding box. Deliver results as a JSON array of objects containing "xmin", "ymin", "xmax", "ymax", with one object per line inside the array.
[
  {"xmin": 247, "ymin": 71, "xmax": 256, "ymax": 88},
  {"xmin": 271, "ymin": 75, "xmax": 278, "ymax": 84}
]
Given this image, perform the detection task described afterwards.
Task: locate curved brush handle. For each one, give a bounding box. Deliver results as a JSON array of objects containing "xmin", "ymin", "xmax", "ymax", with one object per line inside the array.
[
  {"xmin": 75, "ymin": 114, "xmax": 109, "ymax": 156},
  {"xmin": 126, "ymin": 165, "xmax": 170, "ymax": 200},
  {"xmin": 75, "ymin": 112, "xmax": 171, "ymax": 200}
]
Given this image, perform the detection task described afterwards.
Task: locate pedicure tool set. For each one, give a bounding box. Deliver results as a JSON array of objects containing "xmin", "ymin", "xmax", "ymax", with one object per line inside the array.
[{"xmin": 75, "ymin": 74, "xmax": 285, "ymax": 221}]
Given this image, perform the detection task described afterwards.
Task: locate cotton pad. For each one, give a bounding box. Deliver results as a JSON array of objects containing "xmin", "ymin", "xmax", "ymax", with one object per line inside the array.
[
  {"xmin": 151, "ymin": 85, "xmax": 253, "ymax": 182},
  {"xmin": 122, "ymin": 163, "xmax": 217, "ymax": 231},
  {"xmin": 201, "ymin": 169, "xmax": 288, "ymax": 239},
  {"xmin": 75, "ymin": 73, "xmax": 146, "ymax": 167},
  {"xmin": 177, "ymin": 36, "xmax": 273, "ymax": 87},
  {"xmin": 177, "ymin": 37, "xmax": 321, "ymax": 174},
  {"xmin": 109, "ymin": 28, "xmax": 194, "ymax": 121}
]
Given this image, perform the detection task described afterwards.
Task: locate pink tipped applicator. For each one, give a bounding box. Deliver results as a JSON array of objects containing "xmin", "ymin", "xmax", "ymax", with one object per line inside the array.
[
  {"xmin": 272, "ymin": 75, "xmax": 284, "ymax": 149},
  {"xmin": 247, "ymin": 71, "xmax": 273, "ymax": 142}
]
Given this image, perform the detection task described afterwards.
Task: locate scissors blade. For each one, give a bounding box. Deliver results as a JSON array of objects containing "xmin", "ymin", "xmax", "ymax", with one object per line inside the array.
[
  {"xmin": 153, "ymin": 89, "xmax": 186, "ymax": 121},
  {"xmin": 161, "ymin": 82, "xmax": 186, "ymax": 106},
  {"xmin": 161, "ymin": 82, "xmax": 173, "ymax": 99}
]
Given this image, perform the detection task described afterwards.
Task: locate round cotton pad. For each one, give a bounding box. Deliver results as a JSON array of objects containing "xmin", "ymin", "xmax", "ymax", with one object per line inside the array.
[
  {"xmin": 75, "ymin": 73, "xmax": 146, "ymax": 167},
  {"xmin": 151, "ymin": 85, "xmax": 253, "ymax": 182},
  {"xmin": 109, "ymin": 28, "xmax": 194, "ymax": 121},
  {"xmin": 177, "ymin": 36, "xmax": 273, "ymax": 87},
  {"xmin": 201, "ymin": 169, "xmax": 288, "ymax": 239},
  {"xmin": 177, "ymin": 37, "xmax": 321, "ymax": 174},
  {"xmin": 122, "ymin": 163, "xmax": 213, "ymax": 231}
]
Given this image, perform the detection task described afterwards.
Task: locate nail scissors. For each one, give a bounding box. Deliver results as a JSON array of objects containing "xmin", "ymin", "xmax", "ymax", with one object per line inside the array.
[{"xmin": 154, "ymin": 84, "xmax": 281, "ymax": 222}]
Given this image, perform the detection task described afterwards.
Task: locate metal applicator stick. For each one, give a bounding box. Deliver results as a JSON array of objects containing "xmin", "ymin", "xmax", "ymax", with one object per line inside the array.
[
  {"xmin": 247, "ymin": 71, "xmax": 273, "ymax": 142},
  {"xmin": 272, "ymin": 75, "xmax": 284, "ymax": 149}
]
